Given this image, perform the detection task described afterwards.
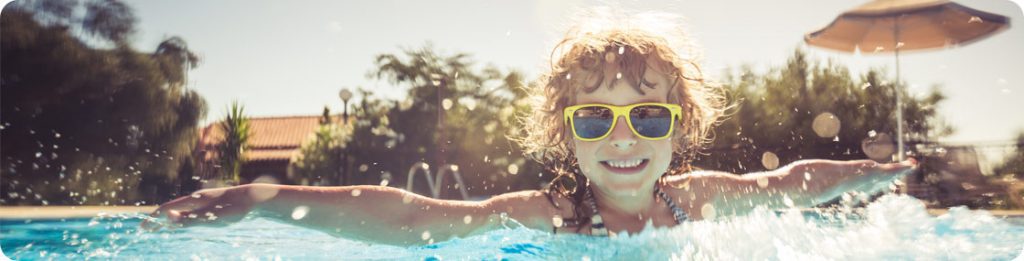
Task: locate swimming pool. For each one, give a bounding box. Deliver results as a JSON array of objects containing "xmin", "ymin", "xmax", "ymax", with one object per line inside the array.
[{"xmin": 2, "ymin": 195, "xmax": 1023, "ymax": 260}]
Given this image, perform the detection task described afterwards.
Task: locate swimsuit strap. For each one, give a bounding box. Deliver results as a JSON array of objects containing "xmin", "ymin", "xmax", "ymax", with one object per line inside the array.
[
  {"xmin": 655, "ymin": 185, "xmax": 689, "ymax": 224},
  {"xmin": 583, "ymin": 184, "xmax": 688, "ymax": 236}
]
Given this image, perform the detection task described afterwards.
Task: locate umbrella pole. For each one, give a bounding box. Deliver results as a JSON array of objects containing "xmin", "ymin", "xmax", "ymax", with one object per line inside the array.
[{"xmin": 894, "ymin": 17, "xmax": 905, "ymax": 162}]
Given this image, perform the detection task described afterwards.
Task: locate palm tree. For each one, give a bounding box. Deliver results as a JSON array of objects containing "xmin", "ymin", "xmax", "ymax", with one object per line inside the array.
[{"xmin": 218, "ymin": 102, "xmax": 250, "ymax": 184}]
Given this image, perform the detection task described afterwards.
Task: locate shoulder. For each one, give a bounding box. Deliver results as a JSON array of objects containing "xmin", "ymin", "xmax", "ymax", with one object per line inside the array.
[
  {"xmin": 483, "ymin": 190, "xmax": 574, "ymax": 214},
  {"xmin": 661, "ymin": 170, "xmax": 746, "ymax": 192},
  {"xmin": 481, "ymin": 190, "xmax": 576, "ymax": 229},
  {"xmin": 659, "ymin": 170, "xmax": 758, "ymax": 220}
]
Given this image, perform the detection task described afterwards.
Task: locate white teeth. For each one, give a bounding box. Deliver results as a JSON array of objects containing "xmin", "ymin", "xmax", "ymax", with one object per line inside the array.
[{"xmin": 606, "ymin": 159, "xmax": 643, "ymax": 168}]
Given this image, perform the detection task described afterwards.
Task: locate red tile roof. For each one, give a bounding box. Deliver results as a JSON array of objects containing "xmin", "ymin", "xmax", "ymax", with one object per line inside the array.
[{"xmin": 198, "ymin": 115, "xmax": 337, "ymax": 162}]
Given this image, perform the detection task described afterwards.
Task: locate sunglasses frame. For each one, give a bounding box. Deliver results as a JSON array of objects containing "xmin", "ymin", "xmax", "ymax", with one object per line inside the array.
[{"xmin": 563, "ymin": 102, "xmax": 683, "ymax": 141}]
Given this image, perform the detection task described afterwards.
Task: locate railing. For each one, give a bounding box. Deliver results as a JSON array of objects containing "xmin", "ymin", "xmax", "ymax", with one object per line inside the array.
[{"xmin": 405, "ymin": 162, "xmax": 470, "ymax": 200}]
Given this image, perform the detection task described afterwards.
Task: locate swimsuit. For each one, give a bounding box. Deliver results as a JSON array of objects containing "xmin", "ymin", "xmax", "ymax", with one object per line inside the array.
[{"xmin": 557, "ymin": 184, "xmax": 689, "ymax": 236}]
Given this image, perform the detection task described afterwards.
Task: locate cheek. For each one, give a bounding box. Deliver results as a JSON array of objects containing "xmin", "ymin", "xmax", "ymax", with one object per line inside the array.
[
  {"xmin": 650, "ymin": 140, "xmax": 674, "ymax": 165},
  {"xmin": 572, "ymin": 139, "xmax": 597, "ymax": 160}
]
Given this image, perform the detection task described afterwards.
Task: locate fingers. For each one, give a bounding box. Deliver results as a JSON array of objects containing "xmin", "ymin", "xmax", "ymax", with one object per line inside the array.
[
  {"xmin": 173, "ymin": 202, "xmax": 249, "ymax": 227},
  {"xmin": 139, "ymin": 189, "xmax": 231, "ymax": 231}
]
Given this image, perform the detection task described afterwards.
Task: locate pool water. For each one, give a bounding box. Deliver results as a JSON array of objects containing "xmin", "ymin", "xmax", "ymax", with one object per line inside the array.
[{"xmin": 2, "ymin": 195, "xmax": 1023, "ymax": 260}]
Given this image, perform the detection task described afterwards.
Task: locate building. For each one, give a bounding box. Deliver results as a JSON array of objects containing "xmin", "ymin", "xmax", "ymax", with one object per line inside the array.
[{"xmin": 194, "ymin": 115, "xmax": 335, "ymax": 185}]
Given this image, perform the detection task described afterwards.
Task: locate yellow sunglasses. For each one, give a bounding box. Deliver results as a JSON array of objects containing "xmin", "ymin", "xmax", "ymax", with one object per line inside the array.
[{"xmin": 564, "ymin": 103, "xmax": 683, "ymax": 141}]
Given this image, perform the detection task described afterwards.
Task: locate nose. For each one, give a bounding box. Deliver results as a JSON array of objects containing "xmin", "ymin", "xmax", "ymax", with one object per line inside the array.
[{"xmin": 608, "ymin": 115, "xmax": 637, "ymax": 149}]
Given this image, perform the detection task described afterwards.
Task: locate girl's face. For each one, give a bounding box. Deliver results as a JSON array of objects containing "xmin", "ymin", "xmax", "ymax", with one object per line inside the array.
[{"xmin": 572, "ymin": 66, "xmax": 675, "ymax": 197}]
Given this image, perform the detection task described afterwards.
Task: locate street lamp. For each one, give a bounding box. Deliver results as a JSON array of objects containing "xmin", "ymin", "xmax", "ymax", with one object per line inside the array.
[
  {"xmin": 337, "ymin": 88, "xmax": 354, "ymax": 186},
  {"xmin": 339, "ymin": 89, "xmax": 353, "ymax": 123}
]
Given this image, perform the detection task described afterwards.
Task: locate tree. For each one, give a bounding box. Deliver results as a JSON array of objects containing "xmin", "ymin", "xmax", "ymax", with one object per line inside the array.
[
  {"xmin": 1, "ymin": 1, "xmax": 206, "ymax": 205},
  {"xmin": 694, "ymin": 49, "xmax": 950, "ymax": 173},
  {"xmin": 323, "ymin": 44, "xmax": 541, "ymax": 198},
  {"xmin": 217, "ymin": 102, "xmax": 250, "ymax": 184},
  {"xmin": 994, "ymin": 132, "xmax": 1024, "ymax": 180},
  {"xmin": 290, "ymin": 123, "xmax": 352, "ymax": 185}
]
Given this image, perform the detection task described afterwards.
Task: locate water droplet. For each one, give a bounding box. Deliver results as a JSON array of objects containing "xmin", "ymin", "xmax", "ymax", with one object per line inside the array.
[
  {"xmin": 421, "ymin": 230, "xmax": 431, "ymax": 240},
  {"xmin": 565, "ymin": 73, "xmax": 572, "ymax": 80},
  {"xmin": 868, "ymin": 130, "xmax": 877, "ymax": 137},
  {"xmin": 462, "ymin": 98, "xmax": 477, "ymax": 111},
  {"xmin": 252, "ymin": 175, "xmax": 280, "ymax": 184},
  {"xmin": 507, "ymin": 164, "xmax": 519, "ymax": 175},
  {"xmin": 700, "ymin": 203, "xmax": 716, "ymax": 220},
  {"xmin": 761, "ymin": 151, "xmax": 779, "ymax": 170},
  {"xmin": 862, "ymin": 132, "xmax": 895, "ymax": 161},
  {"xmin": 442, "ymin": 99, "xmax": 453, "ymax": 110},
  {"xmin": 968, "ymin": 16, "xmax": 982, "ymax": 23},
  {"xmin": 359, "ymin": 164, "xmax": 368, "ymax": 172},
  {"xmin": 756, "ymin": 177, "xmax": 769, "ymax": 188},
  {"xmin": 380, "ymin": 179, "xmax": 390, "ymax": 187},
  {"xmin": 618, "ymin": 46, "xmax": 625, "ymax": 55},
  {"xmin": 402, "ymin": 194, "xmax": 414, "ymax": 204},
  {"xmin": 248, "ymin": 185, "xmax": 280, "ymax": 202},
  {"xmin": 291, "ymin": 206, "xmax": 310, "ymax": 220},
  {"xmin": 615, "ymin": 72, "xmax": 622, "ymax": 79},
  {"xmin": 552, "ymin": 215, "xmax": 563, "ymax": 227},
  {"xmin": 812, "ymin": 112, "xmax": 841, "ymax": 138},
  {"xmin": 804, "ymin": 172, "xmax": 812, "ymax": 181},
  {"xmin": 783, "ymin": 195, "xmax": 795, "ymax": 208},
  {"xmin": 463, "ymin": 215, "xmax": 472, "ymax": 224}
]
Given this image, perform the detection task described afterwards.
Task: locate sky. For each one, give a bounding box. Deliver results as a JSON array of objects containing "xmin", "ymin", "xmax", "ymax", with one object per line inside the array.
[{"xmin": 119, "ymin": 0, "xmax": 1024, "ymax": 146}]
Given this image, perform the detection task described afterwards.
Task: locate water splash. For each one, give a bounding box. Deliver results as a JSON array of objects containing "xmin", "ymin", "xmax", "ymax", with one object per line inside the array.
[{"xmin": 2, "ymin": 195, "xmax": 1022, "ymax": 260}]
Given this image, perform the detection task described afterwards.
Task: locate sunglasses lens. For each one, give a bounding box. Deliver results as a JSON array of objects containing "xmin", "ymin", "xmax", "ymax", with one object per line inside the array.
[
  {"xmin": 630, "ymin": 105, "xmax": 673, "ymax": 138},
  {"xmin": 572, "ymin": 106, "xmax": 614, "ymax": 139}
]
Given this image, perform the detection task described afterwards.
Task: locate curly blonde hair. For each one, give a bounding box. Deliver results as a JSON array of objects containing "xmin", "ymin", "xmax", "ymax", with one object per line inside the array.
[{"xmin": 513, "ymin": 8, "xmax": 729, "ymax": 230}]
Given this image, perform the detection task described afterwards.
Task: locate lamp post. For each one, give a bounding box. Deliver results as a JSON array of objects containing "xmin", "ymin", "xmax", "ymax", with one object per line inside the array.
[
  {"xmin": 339, "ymin": 89, "xmax": 353, "ymax": 123},
  {"xmin": 338, "ymin": 88, "xmax": 353, "ymax": 186}
]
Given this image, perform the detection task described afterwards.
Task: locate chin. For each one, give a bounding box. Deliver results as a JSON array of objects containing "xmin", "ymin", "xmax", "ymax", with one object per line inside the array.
[{"xmin": 594, "ymin": 172, "xmax": 655, "ymax": 194}]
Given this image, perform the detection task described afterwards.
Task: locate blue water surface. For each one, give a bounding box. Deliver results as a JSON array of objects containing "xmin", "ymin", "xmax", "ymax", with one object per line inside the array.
[{"xmin": 2, "ymin": 195, "xmax": 1023, "ymax": 260}]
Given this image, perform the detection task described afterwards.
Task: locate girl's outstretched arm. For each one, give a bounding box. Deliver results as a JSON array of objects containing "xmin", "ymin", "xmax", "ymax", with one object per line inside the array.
[
  {"xmin": 673, "ymin": 159, "xmax": 917, "ymax": 218},
  {"xmin": 143, "ymin": 184, "xmax": 564, "ymax": 245}
]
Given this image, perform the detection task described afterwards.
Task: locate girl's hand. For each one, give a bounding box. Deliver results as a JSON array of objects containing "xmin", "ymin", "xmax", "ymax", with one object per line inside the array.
[
  {"xmin": 858, "ymin": 158, "xmax": 919, "ymax": 193},
  {"xmin": 141, "ymin": 184, "xmax": 277, "ymax": 230}
]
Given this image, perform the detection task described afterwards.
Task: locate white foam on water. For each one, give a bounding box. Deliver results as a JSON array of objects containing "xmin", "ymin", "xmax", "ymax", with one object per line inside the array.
[{"xmin": 4, "ymin": 195, "xmax": 1022, "ymax": 260}]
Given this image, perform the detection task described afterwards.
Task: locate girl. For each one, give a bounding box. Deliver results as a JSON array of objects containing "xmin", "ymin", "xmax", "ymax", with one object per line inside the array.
[{"xmin": 144, "ymin": 10, "xmax": 916, "ymax": 245}]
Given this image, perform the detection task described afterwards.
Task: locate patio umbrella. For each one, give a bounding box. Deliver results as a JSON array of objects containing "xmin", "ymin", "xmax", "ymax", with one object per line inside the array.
[{"xmin": 804, "ymin": 0, "xmax": 1009, "ymax": 161}]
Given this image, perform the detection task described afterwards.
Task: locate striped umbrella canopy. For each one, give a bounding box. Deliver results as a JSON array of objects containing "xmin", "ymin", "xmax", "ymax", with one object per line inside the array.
[{"xmin": 804, "ymin": 0, "xmax": 1009, "ymax": 160}]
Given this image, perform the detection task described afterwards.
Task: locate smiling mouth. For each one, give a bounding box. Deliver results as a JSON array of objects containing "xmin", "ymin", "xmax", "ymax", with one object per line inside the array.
[{"xmin": 600, "ymin": 159, "xmax": 649, "ymax": 174}]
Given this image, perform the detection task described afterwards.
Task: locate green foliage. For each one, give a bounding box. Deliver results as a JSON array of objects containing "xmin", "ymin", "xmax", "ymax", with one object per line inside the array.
[
  {"xmin": 329, "ymin": 44, "xmax": 541, "ymax": 197},
  {"xmin": 13, "ymin": 0, "xmax": 138, "ymax": 45},
  {"xmin": 695, "ymin": 49, "xmax": 951, "ymax": 172},
  {"xmin": 993, "ymin": 132, "xmax": 1024, "ymax": 179},
  {"xmin": 290, "ymin": 123, "xmax": 353, "ymax": 185},
  {"xmin": 217, "ymin": 102, "xmax": 250, "ymax": 184},
  {"xmin": 1, "ymin": 4, "xmax": 206, "ymax": 205}
]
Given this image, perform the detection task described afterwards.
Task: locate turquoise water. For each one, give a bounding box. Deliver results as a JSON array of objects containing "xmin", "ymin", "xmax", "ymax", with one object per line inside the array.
[{"xmin": 2, "ymin": 195, "xmax": 1024, "ymax": 260}]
